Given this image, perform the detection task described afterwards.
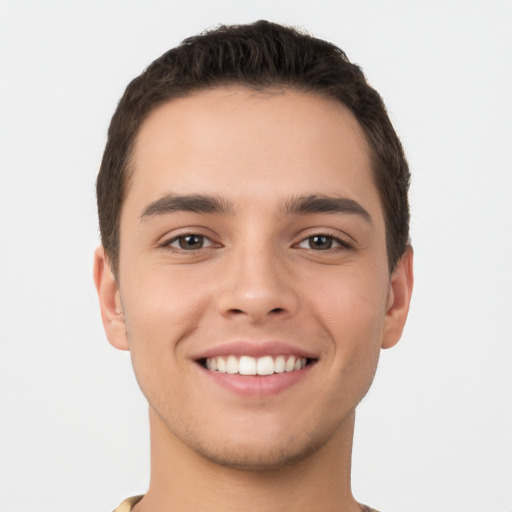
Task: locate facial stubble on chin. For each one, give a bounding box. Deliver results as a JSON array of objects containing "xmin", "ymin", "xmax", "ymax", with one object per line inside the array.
[
  {"xmin": 172, "ymin": 420, "xmax": 337, "ymax": 472},
  {"xmin": 147, "ymin": 395, "xmax": 355, "ymax": 473}
]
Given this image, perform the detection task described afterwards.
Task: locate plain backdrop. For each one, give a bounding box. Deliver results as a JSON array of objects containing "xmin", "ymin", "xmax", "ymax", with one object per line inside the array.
[{"xmin": 0, "ymin": 1, "xmax": 511, "ymax": 511}]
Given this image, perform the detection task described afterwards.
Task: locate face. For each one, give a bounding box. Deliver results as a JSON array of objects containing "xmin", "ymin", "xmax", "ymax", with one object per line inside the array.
[{"xmin": 95, "ymin": 87, "xmax": 412, "ymax": 470}]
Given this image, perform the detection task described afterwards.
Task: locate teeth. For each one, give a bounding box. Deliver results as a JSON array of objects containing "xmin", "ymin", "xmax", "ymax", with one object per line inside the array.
[
  {"xmin": 274, "ymin": 355, "xmax": 285, "ymax": 373},
  {"xmin": 239, "ymin": 355, "xmax": 256, "ymax": 375},
  {"xmin": 217, "ymin": 357, "xmax": 227, "ymax": 373},
  {"xmin": 285, "ymin": 356, "xmax": 296, "ymax": 372},
  {"xmin": 226, "ymin": 355, "xmax": 238, "ymax": 374},
  {"xmin": 205, "ymin": 355, "xmax": 307, "ymax": 375},
  {"xmin": 257, "ymin": 356, "xmax": 274, "ymax": 376}
]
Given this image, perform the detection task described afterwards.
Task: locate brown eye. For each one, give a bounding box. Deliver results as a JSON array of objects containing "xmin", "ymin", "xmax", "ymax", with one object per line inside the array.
[
  {"xmin": 296, "ymin": 234, "xmax": 350, "ymax": 251},
  {"xmin": 177, "ymin": 234, "xmax": 204, "ymax": 250},
  {"xmin": 164, "ymin": 234, "xmax": 215, "ymax": 251},
  {"xmin": 308, "ymin": 235, "xmax": 333, "ymax": 250}
]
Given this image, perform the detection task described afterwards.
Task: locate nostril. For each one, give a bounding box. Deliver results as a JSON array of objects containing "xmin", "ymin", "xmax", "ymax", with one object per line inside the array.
[{"xmin": 270, "ymin": 308, "xmax": 285, "ymax": 314}]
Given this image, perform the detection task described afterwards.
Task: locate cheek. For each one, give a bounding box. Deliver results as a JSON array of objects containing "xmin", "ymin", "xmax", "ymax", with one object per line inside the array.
[
  {"xmin": 120, "ymin": 270, "xmax": 207, "ymax": 411},
  {"xmin": 308, "ymin": 266, "xmax": 389, "ymax": 378},
  {"xmin": 119, "ymin": 267, "xmax": 215, "ymax": 383},
  {"xmin": 123, "ymin": 266, "xmax": 209, "ymax": 331},
  {"xmin": 311, "ymin": 263, "xmax": 389, "ymax": 335}
]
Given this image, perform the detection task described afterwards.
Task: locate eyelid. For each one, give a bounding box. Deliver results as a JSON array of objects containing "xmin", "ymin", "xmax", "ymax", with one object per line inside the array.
[
  {"xmin": 169, "ymin": 235, "xmax": 215, "ymax": 249},
  {"xmin": 158, "ymin": 229, "xmax": 221, "ymax": 252},
  {"xmin": 294, "ymin": 230, "xmax": 354, "ymax": 250}
]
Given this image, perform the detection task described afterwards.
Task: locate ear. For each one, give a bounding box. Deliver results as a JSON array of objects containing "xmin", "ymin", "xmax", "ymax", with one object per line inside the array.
[
  {"xmin": 93, "ymin": 246, "xmax": 129, "ymax": 351},
  {"xmin": 381, "ymin": 246, "xmax": 414, "ymax": 349}
]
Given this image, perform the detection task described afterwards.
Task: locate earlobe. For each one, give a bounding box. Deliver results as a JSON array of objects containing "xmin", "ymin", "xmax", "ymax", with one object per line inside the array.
[
  {"xmin": 381, "ymin": 246, "xmax": 414, "ymax": 349},
  {"xmin": 93, "ymin": 247, "xmax": 129, "ymax": 351}
]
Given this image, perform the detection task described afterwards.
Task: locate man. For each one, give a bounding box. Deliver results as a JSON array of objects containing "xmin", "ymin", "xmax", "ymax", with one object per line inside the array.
[{"xmin": 94, "ymin": 20, "xmax": 413, "ymax": 512}]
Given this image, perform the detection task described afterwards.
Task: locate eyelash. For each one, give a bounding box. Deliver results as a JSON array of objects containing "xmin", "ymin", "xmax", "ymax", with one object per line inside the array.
[
  {"xmin": 295, "ymin": 233, "xmax": 353, "ymax": 251},
  {"xmin": 159, "ymin": 231, "xmax": 353, "ymax": 253},
  {"xmin": 159, "ymin": 233, "xmax": 216, "ymax": 252}
]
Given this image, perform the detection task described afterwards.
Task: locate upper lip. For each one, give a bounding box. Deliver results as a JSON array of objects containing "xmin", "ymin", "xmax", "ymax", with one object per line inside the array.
[{"xmin": 192, "ymin": 341, "xmax": 318, "ymax": 360}]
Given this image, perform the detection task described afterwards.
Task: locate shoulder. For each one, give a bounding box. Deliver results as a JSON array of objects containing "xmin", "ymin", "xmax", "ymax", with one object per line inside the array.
[{"xmin": 112, "ymin": 495, "xmax": 144, "ymax": 512}]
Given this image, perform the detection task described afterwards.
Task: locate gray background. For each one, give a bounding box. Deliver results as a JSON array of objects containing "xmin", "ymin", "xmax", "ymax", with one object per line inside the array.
[{"xmin": 1, "ymin": 1, "xmax": 511, "ymax": 511}]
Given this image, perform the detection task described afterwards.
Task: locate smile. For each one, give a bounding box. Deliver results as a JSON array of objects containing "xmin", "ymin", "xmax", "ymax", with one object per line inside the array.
[{"xmin": 205, "ymin": 355, "xmax": 308, "ymax": 375}]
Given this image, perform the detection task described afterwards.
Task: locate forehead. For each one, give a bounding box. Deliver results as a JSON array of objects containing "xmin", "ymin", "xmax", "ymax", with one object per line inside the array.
[{"xmin": 128, "ymin": 86, "xmax": 380, "ymax": 217}]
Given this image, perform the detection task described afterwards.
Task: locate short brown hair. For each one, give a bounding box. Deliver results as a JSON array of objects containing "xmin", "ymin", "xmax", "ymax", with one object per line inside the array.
[{"xmin": 97, "ymin": 20, "xmax": 410, "ymax": 276}]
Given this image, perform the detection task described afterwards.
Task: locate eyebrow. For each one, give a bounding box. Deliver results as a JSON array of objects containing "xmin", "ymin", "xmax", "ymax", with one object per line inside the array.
[
  {"xmin": 140, "ymin": 192, "xmax": 372, "ymax": 224},
  {"xmin": 140, "ymin": 194, "xmax": 234, "ymax": 220},
  {"xmin": 281, "ymin": 194, "xmax": 372, "ymax": 223},
  {"xmin": 140, "ymin": 193, "xmax": 235, "ymax": 219}
]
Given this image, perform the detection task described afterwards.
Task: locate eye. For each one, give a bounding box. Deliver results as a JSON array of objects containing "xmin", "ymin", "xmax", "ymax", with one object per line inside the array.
[
  {"xmin": 165, "ymin": 234, "xmax": 214, "ymax": 251},
  {"xmin": 297, "ymin": 234, "xmax": 350, "ymax": 251}
]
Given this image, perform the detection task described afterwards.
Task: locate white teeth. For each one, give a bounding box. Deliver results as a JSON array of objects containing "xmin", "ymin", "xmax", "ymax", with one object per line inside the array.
[
  {"xmin": 204, "ymin": 355, "xmax": 308, "ymax": 375},
  {"xmin": 217, "ymin": 356, "xmax": 227, "ymax": 373},
  {"xmin": 206, "ymin": 357, "xmax": 218, "ymax": 371},
  {"xmin": 257, "ymin": 356, "xmax": 274, "ymax": 376},
  {"xmin": 239, "ymin": 355, "xmax": 256, "ymax": 375},
  {"xmin": 284, "ymin": 356, "xmax": 295, "ymax": 372},
  {"xmin": 274, "ymin": 355, "xmax": 285, "ymax": 373},
  {"xmin": 226, "ymin": 355, "xmax": 238, "ymax": 374}
]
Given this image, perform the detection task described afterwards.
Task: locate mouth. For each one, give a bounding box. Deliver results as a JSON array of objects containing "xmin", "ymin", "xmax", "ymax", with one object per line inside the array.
[
  {"xmin": 198, "ymin": 355, "xmax": 316, "ymax": 376},
  {"xmin": 192, "ymin": 342, "xmax": 318, "ymax": 396}
]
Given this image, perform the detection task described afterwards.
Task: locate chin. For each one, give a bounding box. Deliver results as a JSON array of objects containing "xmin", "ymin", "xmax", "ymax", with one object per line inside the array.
[
  {"xmin": 192, "ymin": 436, "xmax": 327, "ymax": 472},
  {"xmin": 172, "ymin": 414, "xmax": 342, "ymax": 472}
]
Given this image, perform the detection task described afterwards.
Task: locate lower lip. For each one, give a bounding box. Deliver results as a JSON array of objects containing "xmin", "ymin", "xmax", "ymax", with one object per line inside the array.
[{"xmin": 198, "ymin": 363, "xmax": 314, "ymax": 398}]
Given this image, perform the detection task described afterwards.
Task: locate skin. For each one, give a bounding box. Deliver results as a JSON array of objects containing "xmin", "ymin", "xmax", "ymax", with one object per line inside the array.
[{"xmin": 94, "ymin": 87, "xmax": 413, "ymax": 512}]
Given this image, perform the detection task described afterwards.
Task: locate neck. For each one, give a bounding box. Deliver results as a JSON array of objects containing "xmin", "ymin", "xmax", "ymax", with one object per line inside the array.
[{"xmin": 134, "ymin": 407, "xmax": 362, "ymax": 512}]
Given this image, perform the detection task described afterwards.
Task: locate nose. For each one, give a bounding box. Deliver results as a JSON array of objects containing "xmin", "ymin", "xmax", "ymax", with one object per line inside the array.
[{"xmin": 217, "ymin": 244, "xmax": 299, "ymax": 323}]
